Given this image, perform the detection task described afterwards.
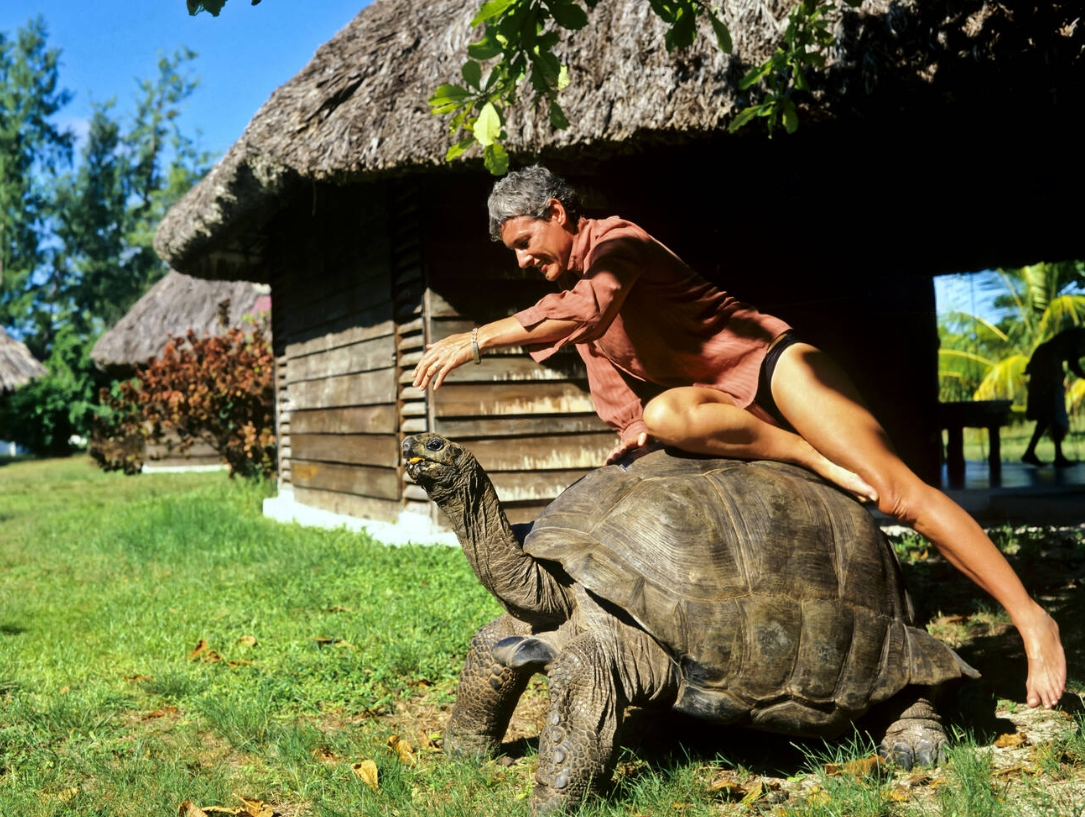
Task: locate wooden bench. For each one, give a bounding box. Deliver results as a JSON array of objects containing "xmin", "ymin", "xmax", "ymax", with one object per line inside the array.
[{"xmin": 937, "ymin": 400, "xmax": 1014, "ymax": 487}]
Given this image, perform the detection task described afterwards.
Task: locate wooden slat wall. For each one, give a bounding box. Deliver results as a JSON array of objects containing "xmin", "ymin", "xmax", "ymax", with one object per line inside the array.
[
  {"xmin": 270, "ymin": 183, "xmax": 402, "ymax": 523},
  {"xmin": 390, "ymin": 183, "xmax": 430, "ymax": 517}
]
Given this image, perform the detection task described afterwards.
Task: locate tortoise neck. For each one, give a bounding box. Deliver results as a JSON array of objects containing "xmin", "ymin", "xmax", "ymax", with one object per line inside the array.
[{"xmin": 435, "ymin": 460, "xmax": 571, "ymax": 624}]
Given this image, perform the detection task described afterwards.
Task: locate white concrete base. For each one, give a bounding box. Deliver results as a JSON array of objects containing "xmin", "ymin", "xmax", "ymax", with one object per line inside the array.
[
  {"xmin": 262, "ymin": 488, "xmax": 458, "ymax": 547},
  {"xmin": 142, "ymin": 464, "xmax": 229, "ymax": 474}
]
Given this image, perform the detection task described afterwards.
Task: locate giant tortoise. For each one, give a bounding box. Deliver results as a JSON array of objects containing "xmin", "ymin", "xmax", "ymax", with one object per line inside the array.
[{"xmin": 403, "ymin": 433, "xmax": 978, "ymax": 814}]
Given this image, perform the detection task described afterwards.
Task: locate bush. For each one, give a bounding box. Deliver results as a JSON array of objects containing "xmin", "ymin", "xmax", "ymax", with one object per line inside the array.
[
  {"xmin": 0, "ymin": 326, "xmax": 109, "ymax": 457},
  {"xmin": 92, "ymin": 326, "xmax": 277, "ymax": 479}
]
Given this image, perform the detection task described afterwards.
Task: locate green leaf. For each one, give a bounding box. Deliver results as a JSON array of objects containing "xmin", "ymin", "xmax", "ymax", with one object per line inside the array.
[
  {"xmin": 707, "ymin": 11, "xmax": 733, "ymax": 54},
  {"xmin": 429, "ymin": 84, "xmax": 472, "ymax": 114},
  {"xmin": 549, "ymin": 99, "xmax": 569, "ymax": 129},
  {"xmin": 473, "ymin": 101, "xmax": 503, "ymax": 146},
  {"xmin": 548, "ymin": 0, "xmax": 589, "ymax": 30},
  {"xmin": 484, "ymin": 142, "xmax": 510, "ymax": 176},
  {"xmin": 462, "ymin": 61, "xmax": 483, "ymax": 90},
  {"xmin": 727, "ymin": 104, "xmax": 763, "ymax": 133},
  {"xmin": 781, "ymin": 97, "xmax": 798, "ymax": 133},
  {"xmin": 557, "ymin": 63, "xmax": 570, "ymax": 91},
  {"xmin": 468, "ymin": 32, "xmax": 504, "ymax": 61},
  {"xmin": 738, "ymin": 61, "xmax": 772, "ymax": 90},
  {"xmin": 445, "ymin": 137, "xmax": 477, "ymax": 162},
  {"xmin": 793, "ymin": 64, "xmax": 809, "ymax": 92},
  {"xmin": 187, "ymin": 0, "xmax": 228, "ymax": 15},
  {"xmin": 471, "ymin": 0, "xmax": 517, "ymax": 27},
  {"xmin": 665, "ymin": 5, "xmax": 697, "ymax": 50}
]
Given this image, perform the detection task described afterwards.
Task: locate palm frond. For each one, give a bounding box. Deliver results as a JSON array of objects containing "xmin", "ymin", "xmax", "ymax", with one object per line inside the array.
[
  {"xmin": 1069, "ymin": 377, "xmax": 1085, "ymax": 417},
  {"xmin": 1035, "ymin": 294, "xmax": 1085, "ymax": 341},
  {"xmin": 974, "ymin": 353, "xmax": 1029, "ymax": 405}
]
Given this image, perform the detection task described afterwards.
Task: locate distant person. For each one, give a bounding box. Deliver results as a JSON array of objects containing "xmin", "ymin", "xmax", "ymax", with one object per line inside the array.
[{"xmin": 1021, "ymin": 327, "xmax": 1085, "ymax": 467}]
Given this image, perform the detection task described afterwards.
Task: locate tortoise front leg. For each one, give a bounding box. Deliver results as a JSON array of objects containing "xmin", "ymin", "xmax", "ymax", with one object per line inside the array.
[
  {"xmin": 444, "ymin": 614, "xmax": 535, "ymax": 757},
  {"xmin": 532, "ymin": 621, "xmax": 676, "ymax": 816}
]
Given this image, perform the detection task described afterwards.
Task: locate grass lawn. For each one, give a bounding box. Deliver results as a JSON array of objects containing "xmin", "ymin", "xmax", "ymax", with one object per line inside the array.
[
  {"xmin": 958, "ymin": 425, "xmax": 1085, "ymax": 464},
  {"xmin": 1, "ymin": 455, "xmax": 1083, "ymax": 816}
]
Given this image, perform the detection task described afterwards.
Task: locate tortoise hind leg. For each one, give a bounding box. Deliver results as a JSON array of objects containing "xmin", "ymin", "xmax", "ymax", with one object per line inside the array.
[
  {"xmin": 445, "ymin": 614, "xmax": 535, "ymax": 757},
  {"xmin": 873, "ymin": 686, "xmax": 947, "ymax": 770}
]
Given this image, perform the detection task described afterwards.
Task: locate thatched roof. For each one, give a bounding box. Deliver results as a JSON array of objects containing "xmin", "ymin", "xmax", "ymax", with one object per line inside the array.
[
  {"xmin": 91, "ymin": 271, "xmax": 269, "ymax": 375},
  {"xmin": 155, "ymin": 0, "xmax": 1084, "ymax": 280},
  {"xmin": 0, "ymin": 326, "xmax": 47, "ymax": 395}
]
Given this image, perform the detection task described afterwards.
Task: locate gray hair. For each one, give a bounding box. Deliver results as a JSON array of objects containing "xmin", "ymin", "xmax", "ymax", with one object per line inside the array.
[{"xmin": 487, "ymin": 165, "xmax": 581, "ymax": 241}]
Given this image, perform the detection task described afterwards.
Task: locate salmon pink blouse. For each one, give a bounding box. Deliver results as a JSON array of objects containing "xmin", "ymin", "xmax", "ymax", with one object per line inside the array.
[{"xmin": 514, "ymin": 217, "xmax": 790, "ymax": 442}]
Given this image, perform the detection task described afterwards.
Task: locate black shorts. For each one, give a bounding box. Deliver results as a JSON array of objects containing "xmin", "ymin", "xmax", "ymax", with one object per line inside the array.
[{"xmin": 753, "ymin": 331, "xmax": 802, "ymax": 433}]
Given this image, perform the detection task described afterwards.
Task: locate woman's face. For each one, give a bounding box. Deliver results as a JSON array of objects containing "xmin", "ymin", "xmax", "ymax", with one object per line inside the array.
[{"xmin": 499, "ymin": 200, "xmax": 574, "ymax": 281}]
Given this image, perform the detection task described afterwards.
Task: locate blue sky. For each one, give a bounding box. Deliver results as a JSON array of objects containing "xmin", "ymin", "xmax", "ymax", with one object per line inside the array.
[{"xmin": 2, "ymin": 1, "xmax": 370, "ymax": 159}]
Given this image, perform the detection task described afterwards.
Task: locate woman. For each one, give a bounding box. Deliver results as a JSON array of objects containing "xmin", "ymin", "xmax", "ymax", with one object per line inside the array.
[{"xmin": 413, "ymin": 165, "xmax": 1066, "ymax": 710}]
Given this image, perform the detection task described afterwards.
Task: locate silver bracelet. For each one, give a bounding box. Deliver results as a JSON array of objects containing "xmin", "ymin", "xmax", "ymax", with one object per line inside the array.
[{"xmin": 471, "ymin": 326, "xmax": 481, "ymax": 364}]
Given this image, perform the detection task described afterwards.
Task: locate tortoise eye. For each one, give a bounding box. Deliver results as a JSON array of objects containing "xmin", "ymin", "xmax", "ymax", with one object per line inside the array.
[{"xmin": 425, "ymin": 437, "xmax": 444, "ymax": 452}]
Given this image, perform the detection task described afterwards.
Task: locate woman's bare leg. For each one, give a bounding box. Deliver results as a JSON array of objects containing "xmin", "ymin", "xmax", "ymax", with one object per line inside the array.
[
  {"xmin": 642, "ymin": 388, "xmax": 877, "ymax": 501},
  {"xmin": 769, "ymin": 343, "xmax": 1065, "ymax": 710}
]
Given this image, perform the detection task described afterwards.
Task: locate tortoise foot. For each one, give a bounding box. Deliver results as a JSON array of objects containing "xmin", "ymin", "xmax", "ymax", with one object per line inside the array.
[
  {"xmin": 876, "ymin": 697, "xmax": 946, "ymax": 770},
  {"xmin": 530, "ymin": 784, "xmax": 576, "ymax": 816}
]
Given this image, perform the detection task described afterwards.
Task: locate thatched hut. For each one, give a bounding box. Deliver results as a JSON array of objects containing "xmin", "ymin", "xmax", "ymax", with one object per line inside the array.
[
  {"xmin": 0, "ymin": 326, "xmax": 46, "ymax": 395},
  {"xmin": 91, "ymin": 270, "xmax": 269, "ymax": 377},
  {"xmin": 154, "ymin": 0, "xmax": 1085, "ymax": 532},
  {"xmin": 91, "ymin": 270, "xmax": 270, "ymax": 470}
]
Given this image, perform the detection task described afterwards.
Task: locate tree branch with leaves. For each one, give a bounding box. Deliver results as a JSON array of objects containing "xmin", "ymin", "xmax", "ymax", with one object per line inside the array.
[{"xmin": 430, "ymin": 0, "xmax": 861, "ymax": 174}]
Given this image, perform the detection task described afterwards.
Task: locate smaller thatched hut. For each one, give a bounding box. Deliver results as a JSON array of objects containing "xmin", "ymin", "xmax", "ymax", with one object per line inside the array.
[
  {"xmin": 91, "ymin": 270, "xmax": 270, "ymax": 378},
  {"xmin": 91, "ymin": 270, "xmax": 270, "ymax": 470},
  {"xmin": 0, "ymin": 326, "xmax": 46, "ymax": 395}
]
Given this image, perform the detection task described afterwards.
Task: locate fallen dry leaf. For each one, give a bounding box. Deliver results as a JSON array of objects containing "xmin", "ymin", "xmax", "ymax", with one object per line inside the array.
[
  {"xmin": 353, "ymin": 759, "xmax": 380, "ymax": 790},
  {"xmin": 740, "ymin": 779, "xmax": 764, "ymax": 805},
  {"xmin": 707, "ymin": 770, "xmax": 749, "ymax": 799},
  {"xmin": 188, "ymin": 640, "xmax": 210, "ymax": 660},
  {"xmin": 825, "ymin": 755, "xmax": 883, "ymax": 778},
  {"xmin": 237, "ymin": 635, "xmax": 258, "ymax": 647},
  {"xmin": 388, "ymin": 735, "xmax": 418, "ymax": 767},
  {"xmin": 883, "ymin": 787, "xmax": 910, "ymax": 802},
  {"xmin": 994, "ymin": 732, "xmax": 1029, "ymax": 749},
  {"xmin": 313, "ymin": 746, "xmax": 339, "ymax": 764},
  {"xmin": 178, "ymin": 803, "xmax": 208, "ymax": 817},
  {"xmin": 143, "ymin": 706, "xmax": 180, "ymax": 720},
  {"xmin": 805, "ymin": 785, "xmax": 831, "ymax": 806},
  {"xmin": 125, "ymin": 674, "xmax": 153, "ymax": 683},
  {"xmin": 238, "ymin": 797, "xmax": 275, "ymax": 817}
]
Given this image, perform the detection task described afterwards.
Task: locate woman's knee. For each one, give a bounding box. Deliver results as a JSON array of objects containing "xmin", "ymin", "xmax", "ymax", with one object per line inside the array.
[
  {"xmin": 869, "ymin": 473, "xmax": 930, "ymax": 527},
  {"xmin": 642, "ymin": 392, "xmax": 687, "ymax": 443}
]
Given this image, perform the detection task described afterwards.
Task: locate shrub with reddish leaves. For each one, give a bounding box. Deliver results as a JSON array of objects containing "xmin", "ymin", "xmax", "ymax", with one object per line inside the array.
[{"xmin": 92, "ymin": 326, "xmax": 277, "ymax": 479}]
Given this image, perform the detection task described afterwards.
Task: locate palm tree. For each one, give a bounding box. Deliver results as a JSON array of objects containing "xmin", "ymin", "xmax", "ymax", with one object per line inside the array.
[{"xmin": 938, "ymin": 261, "xmax": 1085, "ymax": 415}]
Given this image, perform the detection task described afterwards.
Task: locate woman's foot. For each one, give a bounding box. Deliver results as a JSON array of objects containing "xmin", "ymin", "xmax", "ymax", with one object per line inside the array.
[
  {"xmin": 1017, "ymin": 606, "xmax": 1066, "ymax": 709},
  {"xmin": 1021, "ymin": 451, "xmax": 1044, "ymax": 467}
]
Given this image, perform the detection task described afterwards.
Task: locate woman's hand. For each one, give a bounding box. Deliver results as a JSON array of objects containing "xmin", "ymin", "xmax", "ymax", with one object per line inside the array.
[
  {"xmin": 413, "ymin": 332, "xmax": 476, "ymax": 390},
  {"xmin": 606, "ymin": 431, "xmax": 652, "ymax": 465}
]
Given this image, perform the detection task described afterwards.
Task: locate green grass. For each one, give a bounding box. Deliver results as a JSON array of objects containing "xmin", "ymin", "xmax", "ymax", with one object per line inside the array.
[
  {"xmin": 956, "ymin": 424, "xmax": 1085, "ymax": 463},
  {"xmin": 1, "ymin": 456, "xmax": 1083, "ymax": 816}
]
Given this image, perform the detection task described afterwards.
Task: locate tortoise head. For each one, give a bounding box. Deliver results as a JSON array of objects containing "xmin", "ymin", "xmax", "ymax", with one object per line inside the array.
[{"xmin": 402, "ymin": 433, "xmax": 476, "ymax": 495}]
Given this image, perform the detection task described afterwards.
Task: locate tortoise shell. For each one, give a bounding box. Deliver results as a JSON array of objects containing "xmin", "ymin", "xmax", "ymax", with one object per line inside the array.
[{"xmin": 523, "ymin": 449, "xmax": 977, "ymax": 737}]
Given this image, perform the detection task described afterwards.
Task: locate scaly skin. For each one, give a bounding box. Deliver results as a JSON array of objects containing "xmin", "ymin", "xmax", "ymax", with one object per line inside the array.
[
  {"xmin": 531, "ymin": 592, "xmax": 677, "ymax": 816},
  {"xmin": 444, "ymin": 614, "xmax": 536, "ymax": 758},
  {"xmin": 876, "ymin": 689, "xmax": 947, "ymax": 770}
]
